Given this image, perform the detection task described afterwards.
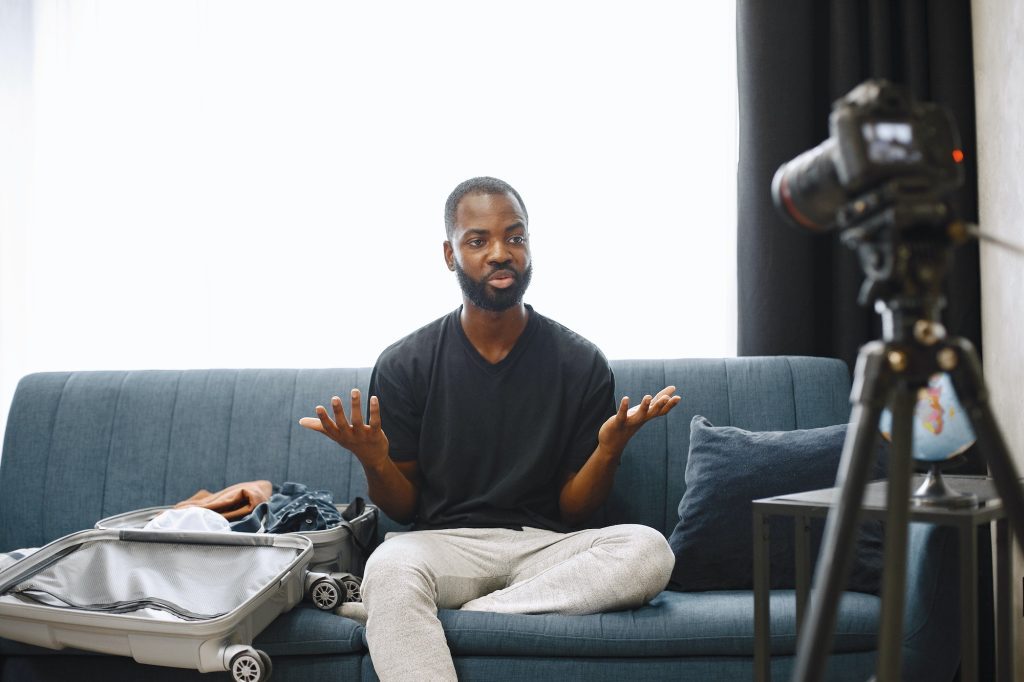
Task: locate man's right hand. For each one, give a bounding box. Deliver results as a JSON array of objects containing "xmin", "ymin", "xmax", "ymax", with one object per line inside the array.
[
  {"xmin": 299, "ymin": 389, "xmax": 389, "ymax": 465},
  {"xmin": 299, "ymin": 389, "xmax": 418, "ymax": 523}
]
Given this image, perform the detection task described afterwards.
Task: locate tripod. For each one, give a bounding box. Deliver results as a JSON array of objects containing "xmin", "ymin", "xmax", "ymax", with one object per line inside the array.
[{"xmin": 790, "ymin": 190, "xmax": 1024, "ymax": 682}]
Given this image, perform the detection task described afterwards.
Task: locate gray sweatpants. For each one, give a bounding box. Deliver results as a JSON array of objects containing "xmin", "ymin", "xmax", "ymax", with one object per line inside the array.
[{"xmin": 360, "ymin": 524, "xmax": 675, "ymax": 681}]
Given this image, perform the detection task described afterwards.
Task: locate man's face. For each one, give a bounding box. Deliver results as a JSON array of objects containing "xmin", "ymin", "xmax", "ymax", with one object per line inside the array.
[{"xmin": 445, "ymin": 191, "xmax": 532, "ymax": 312}]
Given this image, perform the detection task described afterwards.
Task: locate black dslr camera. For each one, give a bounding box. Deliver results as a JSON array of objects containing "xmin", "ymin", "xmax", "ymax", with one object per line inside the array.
[{"xmin": 771, "ymin": 79, "xmax": 964, "ymax": 232}]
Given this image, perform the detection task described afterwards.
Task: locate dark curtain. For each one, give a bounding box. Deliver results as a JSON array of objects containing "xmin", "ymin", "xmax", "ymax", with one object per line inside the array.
[{"xmin": 736, "ymin": 0, "xmax": 980, "ymax": 372}]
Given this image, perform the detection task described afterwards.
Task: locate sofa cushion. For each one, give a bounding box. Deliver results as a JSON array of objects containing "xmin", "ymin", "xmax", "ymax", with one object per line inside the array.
[
  {"xmin": 417, "ymin": 590, "xmax": 878, "ymax": 658},
  {"xmin": 667, "ymin": 416, "xmax": 884, "ymax": 593}
]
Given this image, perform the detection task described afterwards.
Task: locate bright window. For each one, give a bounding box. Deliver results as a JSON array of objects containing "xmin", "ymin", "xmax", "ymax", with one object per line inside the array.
[{"xmin": 0, "ymin": 0, "xmax": 736, "ymax": 437}]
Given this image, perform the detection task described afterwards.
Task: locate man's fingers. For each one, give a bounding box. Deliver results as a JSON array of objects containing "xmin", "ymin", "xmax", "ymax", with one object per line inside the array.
[
  {"xmin": 617, "ymin": 396, "xmax": 630, "ymax": 422},
  {"xmin": 314, "ymin": 405, "xmax": 342, "ymax": 438},
  {"xmin": 298, "ymin": 416, "xmax": 325, "ymax": 432},
  {"xmin": 349, "ymin": 389, "xmax": 365, "ymax": 427},
  {"xmin": 331, "ymin": 396, "xmax": 352, "ymax": 428},
  {"xmin": 650, "ymin": 394, "xmax": 681, "ymax": 417},
  {"xmin": 639, "ymin": 394, "xmax": 653, "ymax": 418},
  {"xmin": 368, "ymin": 395, "xmax": 382, "ymax": 430},
  {"xmin": 626, "ymin": 394, "xmax": 653, "ymax": 420},
  {"xmin": 654, "ymin": 385, "xmax": 677, "ymax": 400},
  {"xmin": 301, "ymin": 389, "xmax": 386, "ymax": 446}
]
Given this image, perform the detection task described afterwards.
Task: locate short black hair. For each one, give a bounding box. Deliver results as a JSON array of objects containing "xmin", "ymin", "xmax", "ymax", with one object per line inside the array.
[{"xmin": 444, "ymin": 177, "xmax": 528, "ymax": 240}]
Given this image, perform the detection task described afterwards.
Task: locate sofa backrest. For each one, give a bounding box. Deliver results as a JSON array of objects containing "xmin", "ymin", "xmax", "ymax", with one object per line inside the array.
[{"xmin": 0, "ymin": 357, "xmax": 851, "ymax": 551}]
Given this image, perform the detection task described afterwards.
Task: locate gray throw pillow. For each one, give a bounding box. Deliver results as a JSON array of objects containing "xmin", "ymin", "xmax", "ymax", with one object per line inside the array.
[{"xmin": 667, "ymin": 416, "xmax": 885, "ymax": 593}]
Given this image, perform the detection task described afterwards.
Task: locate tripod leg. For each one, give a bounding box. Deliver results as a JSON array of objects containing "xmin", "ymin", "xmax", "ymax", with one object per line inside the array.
[
  {"xmin": 876, "ymin": 387, "xmax": 916, "ymax": 680},
  {"xmin": 947, "ymin": 338, "xmax": 1024, "ymax": 546},
  {"xmin": 792, "ymin": 343, "xmax": 890, "ymax": 682}
]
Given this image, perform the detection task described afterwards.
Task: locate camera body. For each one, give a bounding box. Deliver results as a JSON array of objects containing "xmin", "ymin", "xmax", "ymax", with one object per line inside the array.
[{"xmin": 772, "ymin": 79, "xmax": 964, "ymax": 231}]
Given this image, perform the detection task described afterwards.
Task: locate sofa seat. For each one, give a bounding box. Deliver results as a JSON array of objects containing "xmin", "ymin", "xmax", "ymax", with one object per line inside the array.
[
  {"xmin": 254, "ymin": 605, "xmax": 366, "ymax": 656},
  {"xmin": 426, "ymin": 589, "xmax": 878, "ymax": 658}
]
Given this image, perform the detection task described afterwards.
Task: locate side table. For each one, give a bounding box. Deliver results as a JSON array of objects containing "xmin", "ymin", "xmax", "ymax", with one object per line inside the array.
[{"xmin": 752, "ymin": 474, "xmax": 1011, "ymax": 682}]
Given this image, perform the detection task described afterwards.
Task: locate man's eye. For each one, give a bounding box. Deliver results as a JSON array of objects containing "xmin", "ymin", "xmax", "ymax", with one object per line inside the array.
[{"xmin": 509, "ymin": 236, "xmax": 526, "ymax": 245}]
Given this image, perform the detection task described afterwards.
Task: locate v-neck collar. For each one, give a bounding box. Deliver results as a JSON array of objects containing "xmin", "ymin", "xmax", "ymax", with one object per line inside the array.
[{"xmin": 451, "ymin": 304, "xmax": 539, "ymax": 373}]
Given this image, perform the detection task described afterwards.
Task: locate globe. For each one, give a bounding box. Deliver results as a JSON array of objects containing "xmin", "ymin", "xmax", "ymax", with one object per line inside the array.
[{"xmin": 878, "ymin": 372, "xmax": 977, "ymax": 462}]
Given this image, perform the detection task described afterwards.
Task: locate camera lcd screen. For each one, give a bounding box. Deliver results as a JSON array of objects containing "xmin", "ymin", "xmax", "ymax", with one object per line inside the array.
[{"xmin": 862, "ymin": 121, "xmax": 923, "ymax": 165}]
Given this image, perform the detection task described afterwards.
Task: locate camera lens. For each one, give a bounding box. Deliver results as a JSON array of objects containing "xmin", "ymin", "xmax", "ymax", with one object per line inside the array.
[{"xmin": 771, "ymin": 138, "xmax": 848, "ymax": 231}]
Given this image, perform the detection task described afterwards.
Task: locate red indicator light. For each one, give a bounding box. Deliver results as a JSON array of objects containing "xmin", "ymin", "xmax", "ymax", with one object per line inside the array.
[{"xmin": 952, "ymin": 149, "xmax": 965, "ymax": 163}]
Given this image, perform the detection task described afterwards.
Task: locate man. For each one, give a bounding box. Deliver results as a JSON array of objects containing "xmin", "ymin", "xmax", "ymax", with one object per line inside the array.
[{"xmin": 300, "ymin": 177, "xmax": 679, "ymax": 680}]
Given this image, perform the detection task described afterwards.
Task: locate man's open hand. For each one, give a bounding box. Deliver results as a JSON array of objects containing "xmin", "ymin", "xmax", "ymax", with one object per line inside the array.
[
  {"xmin": 598, "ymin": 385, "xmax": 681, "ymax": 455},
  {"xmin": 299, "ymin": 389, "xmax": 389, "ymax": 464}
]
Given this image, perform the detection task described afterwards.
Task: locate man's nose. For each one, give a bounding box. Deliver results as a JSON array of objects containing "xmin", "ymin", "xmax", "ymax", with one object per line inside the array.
[{"xmin": 487, "ymin": 240, "xmax": 511, "ymax": 264}]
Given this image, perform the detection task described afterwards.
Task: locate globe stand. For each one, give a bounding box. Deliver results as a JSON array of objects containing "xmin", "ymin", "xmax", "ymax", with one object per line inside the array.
[{"xmin": 912, "ymin": 461, "xmax": 978, "ymax": 508}]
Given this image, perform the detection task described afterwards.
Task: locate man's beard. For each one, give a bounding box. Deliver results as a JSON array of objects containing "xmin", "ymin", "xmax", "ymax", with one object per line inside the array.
[{"xmin": 454, "ymin": 262, "xmax": 533, "ymax": 312}]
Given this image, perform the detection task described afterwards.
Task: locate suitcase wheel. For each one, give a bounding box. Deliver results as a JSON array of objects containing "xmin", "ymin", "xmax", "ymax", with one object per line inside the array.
[
  {"xmin": 258, "ymin": 650, "xmax": 273, "ymax": 680},
  {"xmin": 310, "ymin": 575, "xmax": 348, "ymax": 611},
  {"xmin": 332, "ymin": 572, "xmax": 363, "ymax": 603},
  {"xmin": 230, "ymin": 648, "xmax": 272, "ymax": 682}
]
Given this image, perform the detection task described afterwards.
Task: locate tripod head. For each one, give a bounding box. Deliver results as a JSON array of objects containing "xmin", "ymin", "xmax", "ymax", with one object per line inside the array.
[{"xmin": 836, "ymin": 177, "xmax": 957, "ymax": 346}]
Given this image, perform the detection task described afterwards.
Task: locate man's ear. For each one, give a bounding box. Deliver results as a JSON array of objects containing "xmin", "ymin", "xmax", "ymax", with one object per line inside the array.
[{"xmin": 443, "ymin": 241, "xmax": 455, "ymax": 271}]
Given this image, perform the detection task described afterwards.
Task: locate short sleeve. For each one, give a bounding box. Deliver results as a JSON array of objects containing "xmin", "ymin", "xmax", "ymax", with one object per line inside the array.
[
  {"xmin": 368, "ymin": 354, "xmax": 421, "ymax": 462},
  {"xmin": 562, "ymin": 356, "xmax": 616, "ymax": 474}
]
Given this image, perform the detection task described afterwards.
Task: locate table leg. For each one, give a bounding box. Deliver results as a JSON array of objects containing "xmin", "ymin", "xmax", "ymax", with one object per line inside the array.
[
  {"xmin": 995, "ymin": 519, "xmax": 1011, "ymax": 681},
  {"xmin": 960, "ymin": 523, "xmax": 978, "ymax": 682},
  {"xmin": 754, "ymin": 510, "xmax": 771, "ymax": 682},
  {"xmin": 794, "ymin": 515, "xmax": 811, "ymax": 639}
]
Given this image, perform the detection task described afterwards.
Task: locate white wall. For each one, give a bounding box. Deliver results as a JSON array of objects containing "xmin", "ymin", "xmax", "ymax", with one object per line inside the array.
[
  {"xmin": 0, "ymin": 0, "xmax": 33, "ymax": 450},
  {"xmin": 0, "ymin": 1, "xmax": 738, "ymax": 444},
  {"xmin": 972, "ymin": 1, "xmax": 1024, "ymax": 677}
]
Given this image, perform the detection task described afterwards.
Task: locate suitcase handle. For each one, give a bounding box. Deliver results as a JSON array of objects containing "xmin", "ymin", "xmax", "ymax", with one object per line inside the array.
[{"xmin": 118, "ymin": 530, "xmax": 279, "ymax": 546}]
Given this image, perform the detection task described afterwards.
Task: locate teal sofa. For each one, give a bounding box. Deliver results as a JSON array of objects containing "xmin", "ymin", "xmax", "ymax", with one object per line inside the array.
[{"xmin": 0, "ymin": 357, "xmax": 959, "ymax": 681}]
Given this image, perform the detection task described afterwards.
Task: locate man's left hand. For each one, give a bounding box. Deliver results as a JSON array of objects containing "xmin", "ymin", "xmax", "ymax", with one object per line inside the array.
[{"xmin": 598, "ymin": 385, "xmax": 681, "ymax": 455}]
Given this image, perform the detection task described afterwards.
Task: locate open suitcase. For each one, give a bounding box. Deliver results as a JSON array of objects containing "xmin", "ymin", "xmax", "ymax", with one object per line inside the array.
[
  {"xmin": 96, "ymin": 500, "xmax": 377, "ymax": 601},
  {"xmin": 0, "ymin": 528, "xmax": 344, "ymax": 681}
]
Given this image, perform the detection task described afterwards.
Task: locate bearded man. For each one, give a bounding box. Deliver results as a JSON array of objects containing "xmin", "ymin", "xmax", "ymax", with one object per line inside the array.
[{"xmin": 301, "ymin": 176, "xmax": 679, "ymax": 681}]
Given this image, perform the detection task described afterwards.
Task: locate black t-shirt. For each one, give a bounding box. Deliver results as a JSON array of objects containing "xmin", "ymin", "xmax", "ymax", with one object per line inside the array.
[{"xmin": 368, "ymin": 305, "xmax": 615, "ymax": 532}]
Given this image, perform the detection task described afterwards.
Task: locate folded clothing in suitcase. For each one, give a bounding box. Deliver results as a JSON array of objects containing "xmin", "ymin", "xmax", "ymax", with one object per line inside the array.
[{"xmin": 0, "ymin": 528, "xmax": 319, "ymax": 681}]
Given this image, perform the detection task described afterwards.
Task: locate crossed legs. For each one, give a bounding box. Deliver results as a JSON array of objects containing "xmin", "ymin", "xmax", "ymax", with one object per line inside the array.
[{"xmin": 360, "ymin": 524, "xmax": 674, "ymax": 681}]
